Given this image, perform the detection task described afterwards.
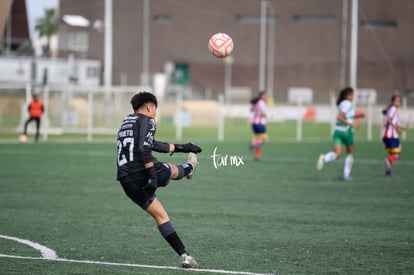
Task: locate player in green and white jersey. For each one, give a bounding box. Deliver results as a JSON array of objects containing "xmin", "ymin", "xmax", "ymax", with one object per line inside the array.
[{"xmin": 316, "ymin": 87, "xmax": 365, "ymax": 180}]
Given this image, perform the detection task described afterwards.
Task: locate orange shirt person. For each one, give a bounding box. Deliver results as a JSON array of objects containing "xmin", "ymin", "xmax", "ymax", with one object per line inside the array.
[{"xmin": 22, "ymin": 94, "xmax": 44, "ymax": 142}]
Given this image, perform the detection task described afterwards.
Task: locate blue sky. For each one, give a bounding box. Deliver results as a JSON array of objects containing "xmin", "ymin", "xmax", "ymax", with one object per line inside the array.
[{"xmin": 25, "ymin": 0, "xmax": 59, "ymax": 40}]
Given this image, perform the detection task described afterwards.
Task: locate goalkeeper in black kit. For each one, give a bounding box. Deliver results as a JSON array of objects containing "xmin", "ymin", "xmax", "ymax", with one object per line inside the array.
[{"xmin": 116, "ymin": 92, "xmax": 202, "ymax": 268}]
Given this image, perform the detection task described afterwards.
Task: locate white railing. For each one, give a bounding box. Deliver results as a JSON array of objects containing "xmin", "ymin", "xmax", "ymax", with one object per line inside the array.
[{"xmin": 1, "ymin": 84, "xmax": 412, "ymax": 142}]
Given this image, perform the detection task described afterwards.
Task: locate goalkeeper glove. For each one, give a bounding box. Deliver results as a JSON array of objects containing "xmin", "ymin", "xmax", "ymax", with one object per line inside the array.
[{"xmin": 174, "ymin": 143, "xmax": 202, "ymax": 154}]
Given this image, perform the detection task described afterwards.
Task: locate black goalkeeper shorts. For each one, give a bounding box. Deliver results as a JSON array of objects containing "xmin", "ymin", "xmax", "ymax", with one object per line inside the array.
[{"xmin": 119, "ymin": 162, "xmax": 171, "ymax": 209}]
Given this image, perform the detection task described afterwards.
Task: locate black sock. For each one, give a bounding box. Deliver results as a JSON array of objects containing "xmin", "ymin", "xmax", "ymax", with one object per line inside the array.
[
  {"xmin": 175, "ymin": 163, "xmax": 193, "ymax": 180},
  {"xmin": 158, "ymin": 221, "xmax": 186, "ymax": 255}
]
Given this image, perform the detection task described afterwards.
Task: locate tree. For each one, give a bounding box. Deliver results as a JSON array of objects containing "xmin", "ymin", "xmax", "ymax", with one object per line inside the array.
[{"xmin": 35, "ymin": 8, "xmax": 58, "ymax": 57}]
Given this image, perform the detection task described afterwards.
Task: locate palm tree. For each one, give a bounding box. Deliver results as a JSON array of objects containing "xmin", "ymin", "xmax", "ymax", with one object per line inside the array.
[{"xmin": 35, "ymin": 8, "xmax": 58, "ymax": 57}]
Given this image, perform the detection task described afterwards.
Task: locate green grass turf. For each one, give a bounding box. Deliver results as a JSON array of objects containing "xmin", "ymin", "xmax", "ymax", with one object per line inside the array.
[{"xmin": 0, "ymin": 140, "xmax": 413, "ymax": 274}]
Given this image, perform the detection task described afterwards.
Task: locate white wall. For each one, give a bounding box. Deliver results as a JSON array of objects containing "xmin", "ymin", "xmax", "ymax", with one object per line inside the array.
[{"xmin": 0, "ymin": 57, "xmax": 100, "ymax": 85}]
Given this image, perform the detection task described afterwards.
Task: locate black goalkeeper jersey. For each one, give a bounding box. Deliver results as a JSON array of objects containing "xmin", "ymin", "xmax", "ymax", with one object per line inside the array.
[{"xmin": 116, "ymin": 113, "xmax": 170, "ymax": 180}]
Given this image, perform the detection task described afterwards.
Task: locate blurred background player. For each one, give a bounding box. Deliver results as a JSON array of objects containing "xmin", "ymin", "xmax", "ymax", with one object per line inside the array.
[
  {"xmin": 382, "ymin": 94, "xmax": 405, "ymax": 177},
  {"xmin": 22, "ymin": 94, "xmax": 44, "ymax": 142},
  {"xmin": 116, "ymin": 92, "xmax": 202, "ymax": 268},
  {"xmin": 316, "ymin": 87, "xmax": 365, "ymax": 180},
  {"xmin": 250, "ymin": 91, "xmax": 267, "ymax": 160}
]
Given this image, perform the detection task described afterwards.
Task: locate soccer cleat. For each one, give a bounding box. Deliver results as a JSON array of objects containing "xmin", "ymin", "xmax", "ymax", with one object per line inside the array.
[
  {"xmin": 186, "ymin": 152, "xmax": 198, "ymax": 179},
  {"xmin": 181, "ymin": 253, "xmax": 198, "ymax": 268},
  {"xmin": 343, "ymin": 176, "xmax": 352, "ymax": 181},
  {"xmin": 385, "ymin": 170, "xmax": 393, "ymax": 178},
  {"xmin": 317, "ymin": 154, "xmax": 325, "ymax": 171}
]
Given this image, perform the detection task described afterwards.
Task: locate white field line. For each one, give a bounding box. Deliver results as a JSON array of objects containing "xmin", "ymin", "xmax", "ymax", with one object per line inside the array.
[
  {"xmin": 0, "ymin": 254, "xmax": 275, "ymax": 275},
  {"xmin": 0, "ymin": 235, "xmax": 57, "ymax": 259},
  {"xmin": 0, "ymin": 235, "xmax": 274, "ymax": 275}
]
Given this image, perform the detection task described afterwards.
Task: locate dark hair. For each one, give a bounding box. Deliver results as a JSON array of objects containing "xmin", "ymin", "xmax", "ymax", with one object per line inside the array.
[
  {"xmin": 250, "ymin": 91, "xmax": 266, "ymax": 105},
  {"xmin": 382, "ymin": 94, "xmax": 400, "ymax": 115},
  {"xmin": 336, "ymin": 87, "xmax": 354, "ymax": 106},
  {"xmin": 130, "ymin": 91, "xmax": 158, "ymax": 111}
]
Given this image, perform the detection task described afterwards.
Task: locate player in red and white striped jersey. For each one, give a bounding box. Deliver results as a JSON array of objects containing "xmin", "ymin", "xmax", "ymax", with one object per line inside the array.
[
  {"xmin": 250, "ymin": 91, "xmax": 267, "ymax": 160},
  {"xmin": 382, "ymin": 95, "xmax": 405, "ymax": 177}
]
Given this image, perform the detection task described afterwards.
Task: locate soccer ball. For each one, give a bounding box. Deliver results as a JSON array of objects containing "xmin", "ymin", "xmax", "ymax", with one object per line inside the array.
[
  {"xmin": 208, "ymin": 33, "xmax": 234, "ymax": 58},
  {"xmin": 19, "ymin": 134, "xmax": 27, "ymax": 143}
]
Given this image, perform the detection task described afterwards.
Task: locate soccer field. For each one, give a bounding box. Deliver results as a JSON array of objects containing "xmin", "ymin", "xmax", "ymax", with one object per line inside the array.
[{"xmin": 0, "ymin": 140, "xmax": 413, "ymax": 274}]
